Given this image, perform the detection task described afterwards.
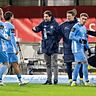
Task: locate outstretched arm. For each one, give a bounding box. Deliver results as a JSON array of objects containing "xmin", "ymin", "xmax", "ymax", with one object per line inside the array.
[
  {"xmin": 32, "ymin": 22, "xmax": 43, "ymax": 33},
  {"xmin": 87, "ymin": 30, "xmax": 96, "ymax": 36}
]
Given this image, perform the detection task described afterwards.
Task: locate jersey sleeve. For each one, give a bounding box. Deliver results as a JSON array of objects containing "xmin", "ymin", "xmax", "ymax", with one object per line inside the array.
[
  {"xmin": 69, "ymin": 24, "xmax": 81, "ymax": 42},
  {"xmin": 32, "ymin": 22, "xmax": 43, "ymax": 33}
]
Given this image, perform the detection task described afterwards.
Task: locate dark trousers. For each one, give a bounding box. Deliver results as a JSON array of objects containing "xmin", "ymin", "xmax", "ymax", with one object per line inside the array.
[{"xmin": 66, "ymin": 62, "xmax": 83, "ymax": 79}]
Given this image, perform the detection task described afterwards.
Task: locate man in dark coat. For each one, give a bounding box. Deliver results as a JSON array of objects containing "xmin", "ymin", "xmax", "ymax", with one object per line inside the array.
[
  {"xmin": 32, "ymin": 10, "xmax": 59, "ymax": 84},
  {"xmin": 56, "ymin": 9, "xmax": 83, "ymax": 85}
]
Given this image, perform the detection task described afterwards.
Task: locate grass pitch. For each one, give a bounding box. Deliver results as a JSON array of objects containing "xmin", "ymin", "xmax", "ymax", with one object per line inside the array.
[{"xmin": 0, "ymin": 83, "xmax": 96, "ymax": 96}]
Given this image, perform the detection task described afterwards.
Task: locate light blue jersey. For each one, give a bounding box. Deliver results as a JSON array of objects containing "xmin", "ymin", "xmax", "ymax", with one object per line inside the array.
[
  {"xmin": 0, "ymin": 21, "xmax": 8, "ymax": 52},
  {"xmin": 0, "ymin": 21, "xmax": 9, "ymax": 81},
  {"xmin": 0, "ymin": 21, "xmax": 9, "ymax": 63},
  {"xmin": 69, "ymin": 23, "xmax": 89, "ymax": 54},
  {"xmin": 5, "ymin": 22, "xmax": 18, "ymax": 54}
]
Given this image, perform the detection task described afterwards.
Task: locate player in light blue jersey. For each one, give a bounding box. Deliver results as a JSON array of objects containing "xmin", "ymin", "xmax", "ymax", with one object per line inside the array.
[
  {"xmin": 0, "ymin": 8, "xmax": 9, "ymax": 86},
  {"xmin": 4, "ymin": 11, "xmax": 28, "ymax": 86},
  {"xmin": 69, "ymin": 13, "xmax": 91, "ymax": 86}
]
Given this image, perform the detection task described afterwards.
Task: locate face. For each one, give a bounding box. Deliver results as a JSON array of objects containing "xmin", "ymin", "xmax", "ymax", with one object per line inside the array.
[
  {"xmin": 43, "ymin": 14, "xmax": 51, "ymax": 22},
  {"xmin": 66, "ymin": 13, "xmax": 75, "ymax": 21},
  {"xmin": 10, "ymin": 14, "xmax": 14, "ymax": 21},
  {"xmin": 80, "ymin": 16, "xmax": 88, "ymax": 25}
]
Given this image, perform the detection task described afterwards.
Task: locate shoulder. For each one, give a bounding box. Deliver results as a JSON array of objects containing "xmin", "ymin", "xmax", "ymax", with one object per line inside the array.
[
  {"xmin": 5, "ymin": 22, "xmax": 15, "ymax": 29},
  {"xmin": 59, "ymin": 21, "xmax": 68, "ymax": 27},
  {"xmin": 51, "ymin": 18, "xmax": 59, "ymax": 25},
  {"xmin": 0, "ymin": 21, "xmax": 4, "ymax": 26},
  {"xmin": 71, "ymin": 23, "xmax": 79, "ymax": 32},
  {"xmin": 73, "ymin": 23, "xmax": 79, "ymax": 28}
]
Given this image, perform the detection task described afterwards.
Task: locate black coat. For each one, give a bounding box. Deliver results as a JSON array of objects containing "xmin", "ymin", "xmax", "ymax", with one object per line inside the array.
[
  {"xmin": 87, "ymin": 30, "xmax": 96, "ymax": 36},
  {"xmin": 56, "ymin": 18, "xmax": 78, "ymax": 63},
  {"xmin": 32, "ymin": 17, "xmax": 59, "ymax": 55}
]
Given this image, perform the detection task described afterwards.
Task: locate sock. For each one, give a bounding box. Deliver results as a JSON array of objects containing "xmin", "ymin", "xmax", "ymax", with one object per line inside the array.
[
  {"xmin": 17, "ymin": 74, "xmax": 22, "ymax": 82},
  {"xmin": 0, "ymin": 78, "xmax": 2, "ymax": 82},
  {"xmin": 80, "ymin": 78, "xmax": 83, "ymax": 81},
  {"xmin": 0, "ymin": 65, "xmax": 8, "ymax": 80}
]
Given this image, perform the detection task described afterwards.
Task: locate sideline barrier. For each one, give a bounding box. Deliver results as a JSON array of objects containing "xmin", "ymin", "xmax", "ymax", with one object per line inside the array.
[{"xmin": 3, "ymin": 75, "xmax": 96, "ymax": 84}]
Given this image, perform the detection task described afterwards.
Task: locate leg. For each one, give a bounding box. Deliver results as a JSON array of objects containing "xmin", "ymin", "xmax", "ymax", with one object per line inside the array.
[
  {"xmin": 9, "ymin": 53, "xmax": 28, "ymax": 86},
  {"xmin": 0, "ymin": 62, "xmax": 9, "ymax": 80},
  {"xmin": 82, "ymin": 61, "xmax": 89, "ymax": 82},
  {"xmin": 66, "ymin": 62, "xmax": 72, "ymax": 80},
  {"xmin": 73, "ymin": 62, "xmax": 81, "ymax": 81},
  {"xmin": 79, "ymin": 64, "xmax": 85, "ymax": 85},
  {"xmin": 0, "ymin": 52, "xmax": 9, "ymax": 85},
  {"xmin": 71, "ymin": 62, "xmax": 81, "ymax": 86},
  {"xmin": 12, "ymin": 62, "xmax": 22, "ymax": 82},
  {"xmin": 44, "ymin": 54, "xmax": 52, "ymax": 84},
  {"xmin": 66, "ymin": 62, "xmax": 72, "ymax": 85},
  {"xmin": 79, "ymin": 64, "xmax": 83, "ymax": 79},
  {"xmin": 51, "ymin": 53, "xmax": 58, "ymax": 84}
]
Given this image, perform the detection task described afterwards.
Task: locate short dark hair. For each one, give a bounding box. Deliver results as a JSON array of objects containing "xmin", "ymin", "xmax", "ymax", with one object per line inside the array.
[
  {"xmin": 67, "ymin": 9, "xmax": 77, "ymax": 16},
  {"xmin": 4, "ymin": 11, "xmax": 13, "ymax": 21},
  {"xmin": 80, "ymin": 13, "xmax": 89, "ymax": 18},
  {"xmin": 43, "ymin": 10, "xmax": 52, "ymax": 17}
]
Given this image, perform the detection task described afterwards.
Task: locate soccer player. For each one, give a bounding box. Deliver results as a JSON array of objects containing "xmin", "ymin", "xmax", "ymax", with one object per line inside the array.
[
  {"xmin": 69, "ymin": 13, "xmax": 90, "ymax": 86},
  {"xmin": 4, "ymin": 11, "xmax": 28, "ymax": 86},
  {"xmin": 0, "ymin": 8, "xmax": 9, "ymax": 86},
  {"xmin": 32, "ymin": 10, "xmax": 59, "ymax": 84}
]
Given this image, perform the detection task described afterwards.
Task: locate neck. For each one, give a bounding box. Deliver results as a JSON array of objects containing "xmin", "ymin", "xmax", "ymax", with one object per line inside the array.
[
  {"xmin": 79, "ymin": 21, "xmax": 84, "ymax": 26},
  {"xmin": 6, "ymin": 20, "xmax": 11, "ymax": 23}
]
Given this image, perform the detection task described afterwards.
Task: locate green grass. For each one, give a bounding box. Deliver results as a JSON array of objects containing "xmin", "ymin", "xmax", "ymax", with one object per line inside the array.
[{"xmin": 0, "ymin": 83, "xmax": 96, "ymax": 96}]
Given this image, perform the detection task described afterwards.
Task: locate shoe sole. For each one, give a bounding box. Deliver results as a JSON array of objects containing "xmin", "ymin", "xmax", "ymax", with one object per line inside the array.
[{"xmin": 19, "ymin": 82, "xmax": 29, "ymax": 86}]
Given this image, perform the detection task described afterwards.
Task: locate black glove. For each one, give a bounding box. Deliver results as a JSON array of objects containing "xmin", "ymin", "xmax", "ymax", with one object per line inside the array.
[
  {"xmin": 79, "ymin": 39, "xmax": 87, "ymax": 44},
  {"xmin": 88, "ymin": 48, "xmax": 91, "ymax": 56}
]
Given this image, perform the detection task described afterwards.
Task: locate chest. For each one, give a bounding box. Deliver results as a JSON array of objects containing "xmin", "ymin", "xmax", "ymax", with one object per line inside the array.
[
  {"xmin": 76, "ymin": 26, "xmax": 87, "ymax": 37},
  {"xmin": 43, "ymin": 24, "xmax": 55, "ymax": 31},
  {"xmin": 62, "ymin": 23, "xmax": 75, "ymax": 37}
]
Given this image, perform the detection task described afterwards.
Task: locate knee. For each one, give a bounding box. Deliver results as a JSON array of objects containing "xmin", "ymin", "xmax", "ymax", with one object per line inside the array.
[
  {"xmin": 3, "ymin": 62, "xmax": 9, "ymax": 67},
  {"xmin": 53, "ymin": 64, "xmax": 58, "ymax": 68}
]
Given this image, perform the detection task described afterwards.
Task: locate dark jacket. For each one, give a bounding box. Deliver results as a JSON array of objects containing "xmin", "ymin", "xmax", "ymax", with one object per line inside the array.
[
  {"xmin": 87, "ymin": 30, "xmax": 96, "ymax": 36},
  {"xmin": 32, "ymin": 17, "xmax": 59, "ymax": 55},
  {"xmin": 56, "ymin": 18, "xmax": 78, "ymax": 63}
]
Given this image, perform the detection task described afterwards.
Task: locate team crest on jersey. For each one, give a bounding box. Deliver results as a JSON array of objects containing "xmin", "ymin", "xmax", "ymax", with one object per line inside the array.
[
  {"xmin": 64, "ymin": 26, "xmax": 69, "ymax": 30},
  {"xmin": 50, "ymin": 25, "xmax": 54, "ymax": 29},
  {"xmin": 44, "ymin": 25, "xmax": 47, "ymax": 28}
]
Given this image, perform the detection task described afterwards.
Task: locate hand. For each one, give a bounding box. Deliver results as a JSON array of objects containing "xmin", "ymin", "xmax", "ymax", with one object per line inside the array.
[
  {"xmin": 32, "ymin": 27, "xmax": 36, "ymax": 31},
  {"xmin": 7, "ymin": 36, "xmax": 10, "ymax": 40},
  {"xmin": 79, "ymin": 39, "xmax": 87, "ymax": 44},
  {"xmin": 16, "ymin": 51, "xmax": 19, "ymax": 55}
]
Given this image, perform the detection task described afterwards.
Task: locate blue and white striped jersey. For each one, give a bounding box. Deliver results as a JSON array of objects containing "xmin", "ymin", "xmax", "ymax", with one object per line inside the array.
[
  {"xmin": 0, "ymin": 21, "xmax": 8, "ymax": 52},
  {"xmin": 69, "ymin": 23, "xmax": 89, "ymax": 53},
  {"xmin": 5, "ymin": 22, "xmax": 18, "ymax": 53}
]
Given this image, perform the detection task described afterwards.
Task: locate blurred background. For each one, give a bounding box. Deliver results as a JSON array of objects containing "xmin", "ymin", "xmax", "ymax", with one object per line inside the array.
[{"xmin": 1, "ymin": 0, "xmax": 96, "ymax": 6}]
